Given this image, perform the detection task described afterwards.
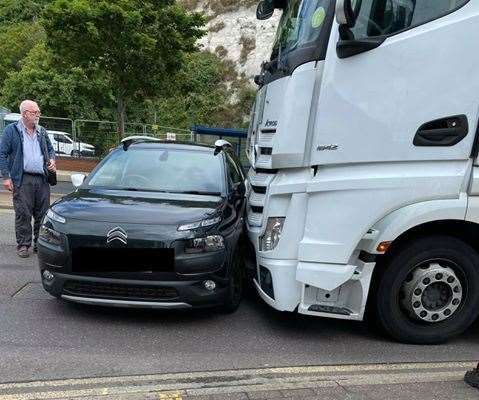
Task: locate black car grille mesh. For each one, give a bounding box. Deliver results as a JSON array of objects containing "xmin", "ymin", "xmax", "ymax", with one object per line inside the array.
[{"xmin": 63, "ymin": 281, "xmax": 179, "ymax": 301}]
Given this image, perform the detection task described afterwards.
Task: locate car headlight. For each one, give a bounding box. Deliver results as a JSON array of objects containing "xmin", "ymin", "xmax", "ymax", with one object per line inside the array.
[
  {"xmin": 46, "ymin": 209, "xmax": 66, "ymax": 224},
  {"xmin": 178, "ymin": 216, "xmax": 221, "ymax": 231},
  {"xmin": 39, "ymin": 226, "xmax": 62, "ymax": 246},
  {"xmin": 260, "ymin": 217, "xmax": 285, "ymax": 251},
  {"xmin": 185, "ymin": 235, "xmax": 225, "ymax": 253}
]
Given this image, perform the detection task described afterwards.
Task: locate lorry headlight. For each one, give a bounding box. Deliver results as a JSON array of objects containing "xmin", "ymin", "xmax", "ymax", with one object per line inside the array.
[
  {"xmin": 46, "ymin": 209, "xmax": 66, "ymax": 224},
  {"xmin": 260, "ymin": 217, "xmax": 285, "ymax": 251},
  {"xmin": 39, "ymin": 226, "xmax": 62, "ymax": 246},
  {"xmin": 185, "ymin": 235, "xmax": 225, "ymax": 253}
]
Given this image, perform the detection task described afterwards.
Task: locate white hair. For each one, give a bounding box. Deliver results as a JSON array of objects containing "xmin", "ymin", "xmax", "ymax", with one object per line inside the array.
[{"xmin": 19, "ymin": 100, "xmax": 38, "ymax": 114}]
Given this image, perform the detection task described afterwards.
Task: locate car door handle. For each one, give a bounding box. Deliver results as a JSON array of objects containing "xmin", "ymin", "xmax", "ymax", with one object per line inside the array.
[{"xmin": 414, "ymin": 115, "xmax": 468, "ymax": 147}]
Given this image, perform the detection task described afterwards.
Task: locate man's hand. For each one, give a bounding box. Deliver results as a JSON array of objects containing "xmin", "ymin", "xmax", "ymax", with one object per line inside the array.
[
  {"xmin": 3, "ymin": 179, "xmax": 13, "ymax": 192},
  {"xmin": 47, "ymin": 159, "xmax": 56, "ymax": 173}
]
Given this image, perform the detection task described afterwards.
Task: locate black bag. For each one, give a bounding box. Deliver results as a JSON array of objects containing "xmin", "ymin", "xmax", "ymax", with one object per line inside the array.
[{"xmin": 41, "ymin": 128, "xmax": 57, "ymax": 186}]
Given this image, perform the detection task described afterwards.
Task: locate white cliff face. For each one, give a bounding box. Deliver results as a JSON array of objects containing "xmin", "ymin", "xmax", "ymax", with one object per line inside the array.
[{"xmin": 192, "ymin": 2, "xmax": 281, "ymax": 79}]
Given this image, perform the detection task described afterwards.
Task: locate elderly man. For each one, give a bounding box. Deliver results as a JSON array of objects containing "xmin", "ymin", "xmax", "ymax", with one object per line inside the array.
[{"xmin": 0, "ymin": 100, "xmax": 56, "ymax": 258}]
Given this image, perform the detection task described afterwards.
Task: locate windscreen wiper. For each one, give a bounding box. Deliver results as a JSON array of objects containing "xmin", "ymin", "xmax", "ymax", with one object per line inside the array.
[
  {"xmin": 174, "ymin": 190, "xmax": 222, "ymax": 196},
  {"xmin": 117, "ymin": 187, "xmax": 170, "ymax": 193}
]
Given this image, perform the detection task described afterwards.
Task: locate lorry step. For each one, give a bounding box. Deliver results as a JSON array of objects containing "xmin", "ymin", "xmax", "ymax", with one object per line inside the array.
[{"xmin": 308, "ymin": 305, "xmax": 353, "ymax": 315}]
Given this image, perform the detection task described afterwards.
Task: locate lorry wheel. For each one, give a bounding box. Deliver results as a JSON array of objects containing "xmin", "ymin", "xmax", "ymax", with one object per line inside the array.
[
  {"xmin": 220, "ymin": 250, "xmax": 244, "ymax": 314},
  {"xmin": 375, "ymin": 236, "xmax": 479, "ymax": 344}
]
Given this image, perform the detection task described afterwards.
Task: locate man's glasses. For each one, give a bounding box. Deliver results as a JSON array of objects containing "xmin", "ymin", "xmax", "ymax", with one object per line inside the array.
[{"xmin": 25, "ymin": 110, "xmax": 41, "ymax": 116}]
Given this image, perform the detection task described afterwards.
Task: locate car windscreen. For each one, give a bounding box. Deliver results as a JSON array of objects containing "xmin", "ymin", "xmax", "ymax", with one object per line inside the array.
[{"xmin": 87, "ymin": 147, "xmax": 225, "ymax": 195}]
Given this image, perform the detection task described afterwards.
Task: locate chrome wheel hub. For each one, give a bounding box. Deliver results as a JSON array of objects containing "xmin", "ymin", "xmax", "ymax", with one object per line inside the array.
[{"xmin": 401, "ymin": 262, "xmax": 463, "ymax": 323}]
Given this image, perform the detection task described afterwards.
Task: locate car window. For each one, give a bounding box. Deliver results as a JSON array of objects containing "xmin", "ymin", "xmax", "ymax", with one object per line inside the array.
[
  {"xmin": 351, "ymin": 0, "xmax": 469, "ymax": 39},
  {"xmin": 87, "ymin": 147, "xmax": 225, "ymax": 194},
  {"xmin": 54, "ymin": 134, "xmax": 69, "ymax": 143}
]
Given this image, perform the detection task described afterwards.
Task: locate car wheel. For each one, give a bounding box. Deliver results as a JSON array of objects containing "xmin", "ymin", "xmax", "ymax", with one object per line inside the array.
[
  {"xmin": 375, "ymin": 236, "xmax": 479, "ymax": 344},
  {"xmin": 221, "ymin": 249, "xmax": 244, "ymax": 314},
  {"xmin": 71, "ymin": 150, "xmax": 80, "ymax": 158}
]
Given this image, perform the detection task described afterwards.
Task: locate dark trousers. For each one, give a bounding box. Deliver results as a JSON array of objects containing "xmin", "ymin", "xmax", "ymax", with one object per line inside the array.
[{"xmin": 13, "ymin": 174, "xmax": 50, "ymax": 249}]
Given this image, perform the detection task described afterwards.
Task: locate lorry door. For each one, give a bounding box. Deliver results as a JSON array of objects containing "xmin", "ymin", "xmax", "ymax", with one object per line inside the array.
[
  {"xmin": 302, "ymin": 1, "xmax": 479, "ymax": 265},
  {"xmin": 313, "ymin": 0, "xmax": 478, "ymax": 167}
]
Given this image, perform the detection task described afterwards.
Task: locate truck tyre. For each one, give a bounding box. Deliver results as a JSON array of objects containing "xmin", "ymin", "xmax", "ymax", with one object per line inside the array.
[{"xmin": 375, "ymin": 236, "xmax": 479, "ymax": 344}]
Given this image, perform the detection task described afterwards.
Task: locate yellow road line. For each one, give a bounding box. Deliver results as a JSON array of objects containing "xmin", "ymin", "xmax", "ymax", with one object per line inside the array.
[
  {"xmin": 0, "ymin": 363, "xmax": 474, "ymax": 400},
  {"xmin": 0, "ymin": 361, "xmax": 474, "ymax": 391}
]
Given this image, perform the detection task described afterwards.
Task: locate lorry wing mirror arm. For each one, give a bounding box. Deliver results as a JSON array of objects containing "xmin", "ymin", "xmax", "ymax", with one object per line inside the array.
[{"xmin": 337, "ymin": 38, "xmax": 386, "ymax": 59}]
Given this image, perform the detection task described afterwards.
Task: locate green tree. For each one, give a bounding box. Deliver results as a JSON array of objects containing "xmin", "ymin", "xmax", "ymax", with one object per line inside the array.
[
  {"xmin": 42, "ymin": 0, "xmax": 205, "ymax": 138},
  {"xmin": 0, "ymin": 0, "xmax": 50, "ymax": 24},
  {"xmin": 0, "ymin": 23, "xmax": 45, "ymax": 92},
  {"xmin": 148, "ymin": 51, "xmax": 255, "ymax": 130},
  {"xmin": 0, "ymin": 43, "xmax": 114, "ymax": 119}
]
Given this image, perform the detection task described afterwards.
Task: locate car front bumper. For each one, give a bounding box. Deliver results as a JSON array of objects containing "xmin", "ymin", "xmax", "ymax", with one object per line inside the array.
[
  {"xmin": 41, "ymin": 271, "xmax": 230, "ymax": 309},
  {"xmin": 38, "ymin": 239, "xmax": 231, "ymax": 309}
]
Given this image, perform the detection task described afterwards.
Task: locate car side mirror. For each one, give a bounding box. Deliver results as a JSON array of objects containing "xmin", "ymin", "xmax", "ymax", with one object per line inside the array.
[
  {"xmin": 256, "ymin": 0, "xmax": 275, "ymax": 20},
  {"xmin": 71, "ymin": 173, "xmax": 86, "ymax": 188}
]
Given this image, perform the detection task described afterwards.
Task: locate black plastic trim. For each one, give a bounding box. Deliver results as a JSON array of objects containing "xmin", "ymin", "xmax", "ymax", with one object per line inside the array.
[
  {"xmin": 359, "ymin": 251, "xmax": 377, "ymax": 263},
  {"xmin": 254, "ymin": 168, "xmax": 278, "ymax": 174},
  {"xmin": 337, "ymin": 37, "xmax": 385, "ymax": 58},
  {"xmin": 470, "ymin": 118, "xmax": 479, "ymax": 158}
]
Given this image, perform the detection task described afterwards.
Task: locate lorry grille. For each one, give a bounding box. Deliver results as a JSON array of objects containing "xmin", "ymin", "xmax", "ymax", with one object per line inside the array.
[{"xmin": 247, "ymin": 168, "xmax": 276, "ymax": 227}]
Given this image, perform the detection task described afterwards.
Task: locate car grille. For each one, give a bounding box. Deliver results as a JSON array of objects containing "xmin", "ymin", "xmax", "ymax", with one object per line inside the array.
[{"xmin": 63, "ymin": 281, "xmax": 179, "ymax": 301}]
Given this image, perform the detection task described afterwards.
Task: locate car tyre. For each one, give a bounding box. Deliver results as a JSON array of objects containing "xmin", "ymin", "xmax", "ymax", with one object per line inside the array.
[
  {"xmin": 220, "ymin": 249, "xmax": 244, "ymax": 314},
  {"xmin": 375, "ymin": 236, "xmax": 479, "ymax": 344}
]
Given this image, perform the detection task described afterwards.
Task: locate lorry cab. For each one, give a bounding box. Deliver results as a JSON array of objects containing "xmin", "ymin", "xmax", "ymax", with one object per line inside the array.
[{"xmin": 247, "ymin": 0, "xmax": 479, "ymax": 343}]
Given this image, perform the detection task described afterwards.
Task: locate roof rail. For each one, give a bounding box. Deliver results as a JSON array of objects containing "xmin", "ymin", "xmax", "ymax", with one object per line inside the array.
[{"xmin": 121, "ymin": 135, "xmax": 162, "ymax": 150}]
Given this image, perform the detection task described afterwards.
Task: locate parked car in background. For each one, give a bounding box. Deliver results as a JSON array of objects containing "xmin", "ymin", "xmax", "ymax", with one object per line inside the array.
[
  {"xmin": 38, "ymin": 137, "xmax": 247, "ymax": 312},
  {"xmin": 0, "ymin": 112, "xmax": 95, "ymax": 157},
  {"xmin": 48, "ymin": 130, "xmax": 95, "ymax": 158}
]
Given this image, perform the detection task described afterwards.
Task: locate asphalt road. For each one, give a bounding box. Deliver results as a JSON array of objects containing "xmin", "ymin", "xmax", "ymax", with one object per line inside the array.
[{"xmin": 0, "ymin": 208, "xmax": 477, "ymax": 386}]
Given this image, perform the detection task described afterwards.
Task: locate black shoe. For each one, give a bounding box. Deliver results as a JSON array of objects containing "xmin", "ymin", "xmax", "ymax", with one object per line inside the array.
[
  {"xmin": 465, "ymin": 364, "xmax": 479, "ymax": 389},
  {"xmin": 33, "ymin": 245, "xmax": 38, "ymax": 253},
  {"xmin": 17, "ymin": 246, "xmax": 29, "ymax": 258}
]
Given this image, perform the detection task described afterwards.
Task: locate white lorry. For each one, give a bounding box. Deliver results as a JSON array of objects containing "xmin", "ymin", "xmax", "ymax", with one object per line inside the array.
[{"xmin": 246, "ymin": 0, "xmax": 479, "ymax": 343}]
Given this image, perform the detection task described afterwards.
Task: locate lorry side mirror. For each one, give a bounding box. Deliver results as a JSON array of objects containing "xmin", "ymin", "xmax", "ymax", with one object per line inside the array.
[{"xmin": 256, "ymin": 0, "xmax": 275, "ymax": 20}]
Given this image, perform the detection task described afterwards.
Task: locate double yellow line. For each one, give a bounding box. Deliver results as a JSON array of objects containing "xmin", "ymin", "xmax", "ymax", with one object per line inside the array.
[{"xmin": 0, "ymin": 361, "xmax": 475, "ymax": 400}]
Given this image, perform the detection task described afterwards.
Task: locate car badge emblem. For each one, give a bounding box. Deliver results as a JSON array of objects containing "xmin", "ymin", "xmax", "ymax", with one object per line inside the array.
[{"xmin": 107, "ymin": 226, "xmax": 128, "ymax": 245}]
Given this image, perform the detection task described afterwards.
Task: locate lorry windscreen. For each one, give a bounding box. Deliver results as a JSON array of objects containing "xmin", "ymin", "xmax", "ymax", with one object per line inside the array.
[{"xmin": 266, "ymin": 0, "xmax": 334, "ymax": 81}]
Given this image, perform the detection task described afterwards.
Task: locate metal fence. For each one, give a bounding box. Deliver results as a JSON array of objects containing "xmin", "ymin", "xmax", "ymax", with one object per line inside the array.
[
  {"xmin": 0, "ymin": 111, "xmax": 249, "ymax": 166},
  {"xmin": 191, "ymin": 126, "xmax": 249, "ymax": 167}
]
